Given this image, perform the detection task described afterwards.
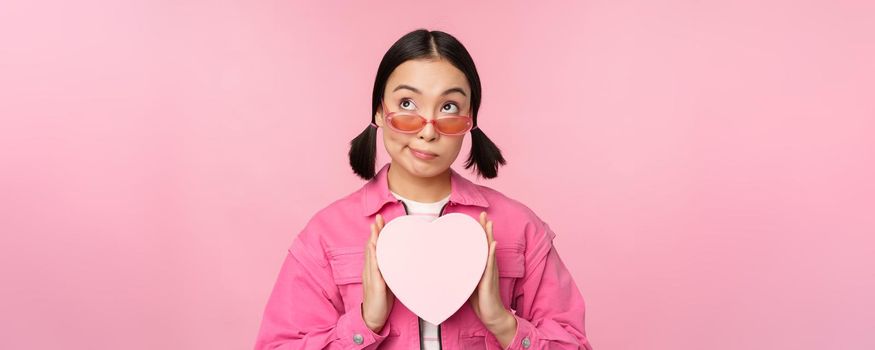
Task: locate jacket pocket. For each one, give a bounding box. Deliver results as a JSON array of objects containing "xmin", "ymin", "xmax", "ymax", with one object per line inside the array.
[
  {"xmin": 458, "ymin": 329, "xmax": 488, "ymax": 350},
  {"xmin": 495, "ymin": 243, "xmax": 525, "ymax": 278},
  {"xmin": 326, "ymin": 247, "xmax": 366, "ymax": 314},
  {"xmin": 495, "ymin": 243, "xmax": 525, "ymax": 310},
  {"xmin": 327, "ymin": 246, "xmax": 365, "ymax": 285}
]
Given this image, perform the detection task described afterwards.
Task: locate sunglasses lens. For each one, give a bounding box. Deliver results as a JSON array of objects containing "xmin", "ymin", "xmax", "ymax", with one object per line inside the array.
[
  {"xmin": 389, "ymin": 114, "xmax": 425, "ymax": 132},
  {"xmin": 388, "ymin": 114, "xmax": 471, "ymax": 135},
  {"xmin": 436, "ymin": 117, "xmax": 470, "ymax": 134}
]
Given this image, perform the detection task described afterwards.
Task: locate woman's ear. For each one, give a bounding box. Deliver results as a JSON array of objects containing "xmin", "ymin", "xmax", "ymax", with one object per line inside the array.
[{"xmin": 374, "ymin": 107, "xmax": 384, "ymax": 127}]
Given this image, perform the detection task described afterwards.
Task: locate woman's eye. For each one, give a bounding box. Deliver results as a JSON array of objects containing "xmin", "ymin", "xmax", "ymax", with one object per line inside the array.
[
  {"xmin": 442, "ymin": 103, "xmax": 459, "ymax": 114},
  {"xmin": 400, "ymin": 99, "xmax": 416, "ymax": 110}
]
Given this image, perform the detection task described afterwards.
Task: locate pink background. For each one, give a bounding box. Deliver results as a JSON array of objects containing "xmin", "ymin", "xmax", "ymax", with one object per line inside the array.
[{"xmin": 2, "ymin": 1, "xmax": 873, "ymax": 349}]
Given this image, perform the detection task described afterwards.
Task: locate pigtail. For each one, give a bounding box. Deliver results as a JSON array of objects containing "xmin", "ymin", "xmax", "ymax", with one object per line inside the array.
[
  {"xmin": 348, "ymin": 123, "xmax": 378, "ymax": 180},
  {"xmin": 464, "ymin": 126, "xmax": 506, "ymax": 179}
]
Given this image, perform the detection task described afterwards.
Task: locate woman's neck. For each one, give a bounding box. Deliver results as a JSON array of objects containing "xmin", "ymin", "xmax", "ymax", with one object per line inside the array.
[{"xmin": 386, "ymin": 163, "xmax": 451, "ymax": 203}]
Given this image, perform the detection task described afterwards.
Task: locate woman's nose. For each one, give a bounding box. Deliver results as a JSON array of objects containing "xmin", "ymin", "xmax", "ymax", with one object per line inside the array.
[{"xmin": 418, "ymin": 119, "xmax": 438, "ymax": 141}]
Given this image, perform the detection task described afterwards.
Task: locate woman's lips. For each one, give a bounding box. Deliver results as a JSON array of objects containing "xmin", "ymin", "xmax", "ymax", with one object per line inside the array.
[{"xmin": 409, "ymin": 147, "xmax": 438, "ymax": 160}]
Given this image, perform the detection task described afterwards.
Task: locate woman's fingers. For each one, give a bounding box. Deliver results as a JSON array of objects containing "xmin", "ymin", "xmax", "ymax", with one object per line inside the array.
[
  {"xmin": 363, "ymin": 219, "xmax": 391, "ymax": 333},
  {"xmin": 479, "ymin": 211, "xmax": 495, "ymax": 275},
  {"xmin": 477, "ymin": 212, "xmax": 499, "ymax": 292},
  {"xmin": 491, "ymin": 240, "xmax": 498, "ymax": 277},
  {"xmin": 369, "ymin": 217, "xmax": 386, "ymax": 284},
  {"xmin": 372, "ymin": 216, "xmax": 381, "ymax": 271},
  {"xmin": 364, "ymin": 223, "xmax": 377, "ymax": 282},
  {"xmin": 370, "ymin": 222, "xmax": 378, "ymax": 245},
  {"xmin": 370, "ymin": 240, "xmax": 380, "ymax": 273},
  {"xmin": 369, "ymin": 241, "xmax": 380, "ymax": 284},
  {"xmin": 480, "ymin": 212, "xmax": 493, "ymax": 242},
  {"xmin": 484, "ymin": 239, "xmax": 495, "ymax": 272}
]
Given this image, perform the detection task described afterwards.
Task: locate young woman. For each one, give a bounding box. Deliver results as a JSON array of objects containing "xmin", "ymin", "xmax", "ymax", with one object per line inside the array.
[{"xmin": 254, "ymin": 29, "xmax": 593, "ymax": 350}]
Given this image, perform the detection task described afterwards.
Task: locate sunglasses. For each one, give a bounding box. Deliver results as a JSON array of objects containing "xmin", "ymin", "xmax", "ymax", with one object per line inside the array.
[{"xmin": 379, "ymin": 99, "xmax": 476, "ymax": 136}]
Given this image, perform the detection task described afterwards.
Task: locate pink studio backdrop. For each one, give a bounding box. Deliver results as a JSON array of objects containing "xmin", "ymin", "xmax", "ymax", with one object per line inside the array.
[{"xmin": 1, "ymin": 1, "xmax": 873, "ymax": 349}]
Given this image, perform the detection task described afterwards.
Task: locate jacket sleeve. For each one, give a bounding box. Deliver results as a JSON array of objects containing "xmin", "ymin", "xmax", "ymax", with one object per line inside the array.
[
  {"xmin": 502, "ymin": 218, "xmax": 594, "ymax": 350},
  {"xmin": 253, "ymin": 227, "xmax": 393, "ymax": 349}
]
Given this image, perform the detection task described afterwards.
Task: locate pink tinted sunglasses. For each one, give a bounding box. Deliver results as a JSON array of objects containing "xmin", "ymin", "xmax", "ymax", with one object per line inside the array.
[{"xmin": 375, "ymin": 99, "xmax": 477, "ymax": 136}]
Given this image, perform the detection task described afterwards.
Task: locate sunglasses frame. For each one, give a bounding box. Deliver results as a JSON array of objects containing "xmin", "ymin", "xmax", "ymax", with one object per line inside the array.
[{"xmin": 379, "ymin": 98, "xmax": 474, "ymax": 136}]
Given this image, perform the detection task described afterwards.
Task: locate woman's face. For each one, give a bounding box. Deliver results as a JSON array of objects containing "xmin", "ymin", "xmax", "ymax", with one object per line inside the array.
[{"xmin": 375, "ymin": 58, "xmax": 472, "ymax": 178}]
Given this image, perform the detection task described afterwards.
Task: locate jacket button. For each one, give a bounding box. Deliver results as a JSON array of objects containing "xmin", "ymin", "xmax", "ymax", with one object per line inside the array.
[
  {"xmin": 522, "ymin": 336, "xmax": 531, "ymax": 348},
  {"xmin": 353, "ymin": 333, "xmax": 364, "ymax": 344}
]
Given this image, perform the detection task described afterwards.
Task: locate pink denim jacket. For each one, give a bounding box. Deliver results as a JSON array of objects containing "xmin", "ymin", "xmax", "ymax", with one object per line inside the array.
[{"xmin": 254, "ymin": 162, "xmax": 593, "ymax": 350}]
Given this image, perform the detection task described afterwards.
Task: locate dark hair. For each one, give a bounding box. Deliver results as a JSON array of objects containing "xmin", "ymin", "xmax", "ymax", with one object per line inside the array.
[{"xmin": 348, "ymin": 29, "xmax": 506, "ymax": 180}]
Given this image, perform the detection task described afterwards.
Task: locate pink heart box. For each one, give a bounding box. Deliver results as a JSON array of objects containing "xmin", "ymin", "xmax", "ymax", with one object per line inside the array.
[{"xmin": 375, "ymin": 213, "xmax": 488, "ymax": 325}]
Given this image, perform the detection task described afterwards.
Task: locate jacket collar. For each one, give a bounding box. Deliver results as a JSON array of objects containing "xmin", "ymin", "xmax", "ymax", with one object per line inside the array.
[{"xmin": 361, "ymin": 162, "xmax": 489, "ymax": 216}]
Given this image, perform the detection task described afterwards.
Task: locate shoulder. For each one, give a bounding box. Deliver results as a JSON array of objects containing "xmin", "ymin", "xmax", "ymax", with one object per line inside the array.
[
  {"xmin": 474, "ymin": 183, "xmax": 556, "ymax": 242},
  {"xmin": 476, "ymin": 184, "xmax": 543, "ymax": 223},
  {"xmin": 288, "ymin": 186, "xmax": 367, "ymax": 263},
  {"xmin": 307, "ymin": 189, "xmax": 363, "ymax": 229}
]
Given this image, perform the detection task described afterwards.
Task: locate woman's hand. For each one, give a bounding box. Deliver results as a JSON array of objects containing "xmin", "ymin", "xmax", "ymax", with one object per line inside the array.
[
  {"xmin": 361, "ymin": 214, "xmax": 395, "ymax": 333},
  {"xmin": 469, "ymin": 211, "xmax": 518, "ymax": 347}
]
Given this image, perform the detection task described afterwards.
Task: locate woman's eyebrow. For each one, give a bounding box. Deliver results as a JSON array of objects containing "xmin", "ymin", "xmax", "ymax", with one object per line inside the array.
[{"xmin": 392, "ymin": 84, "xmax": 467, "ymax": 97}]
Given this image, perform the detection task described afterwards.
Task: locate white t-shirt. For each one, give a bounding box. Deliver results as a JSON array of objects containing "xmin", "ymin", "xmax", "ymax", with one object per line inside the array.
[{"xmin": 390, "ymin": 190, "xmax": 450, "ymax": 350}]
